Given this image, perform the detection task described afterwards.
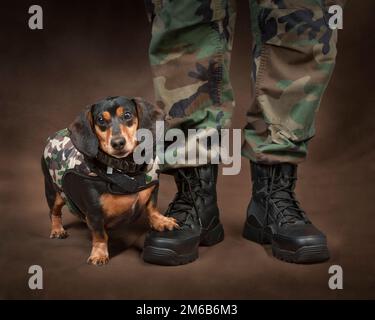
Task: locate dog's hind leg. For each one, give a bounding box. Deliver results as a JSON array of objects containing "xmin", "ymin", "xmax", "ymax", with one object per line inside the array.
[
  {"xmin": 41, "ymin": 156, "xmax": 69, "ymax": 239},
  {"xmin": 49, "ymin": 192, "xmax": 69, "ymax": 239}
]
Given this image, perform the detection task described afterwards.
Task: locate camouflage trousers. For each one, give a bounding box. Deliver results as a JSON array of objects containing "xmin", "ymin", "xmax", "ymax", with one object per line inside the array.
[{"xmin": 145, "ymin": 0, "xmax": 345, "ymax": 167}]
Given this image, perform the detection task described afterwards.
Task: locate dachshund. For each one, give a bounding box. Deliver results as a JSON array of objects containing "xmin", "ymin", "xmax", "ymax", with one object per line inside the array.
[{"xmin": 41, "ymin": 96, "xmax": 178, "ymax": 266}]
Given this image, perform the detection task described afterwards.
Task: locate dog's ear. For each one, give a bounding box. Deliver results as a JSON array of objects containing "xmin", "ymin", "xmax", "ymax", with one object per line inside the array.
[
  {"xmin": 68, "ymin": 105, "xmax": 98, "ymax": 158},
  {"xmin": 132, "ymin": 97, "xmax": 164, "ymax": 130}
]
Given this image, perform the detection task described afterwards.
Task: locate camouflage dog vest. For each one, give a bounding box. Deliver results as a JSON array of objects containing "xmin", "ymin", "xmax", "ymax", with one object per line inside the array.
[{"xmin": 43, "ymin": 128, "xmax": 159, "ymax": 213}]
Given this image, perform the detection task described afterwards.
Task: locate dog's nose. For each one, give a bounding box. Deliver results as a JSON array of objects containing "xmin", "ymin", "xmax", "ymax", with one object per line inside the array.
[{"xmin": 111, "ymin": 137, "xmax": 126, "ymax": 150}]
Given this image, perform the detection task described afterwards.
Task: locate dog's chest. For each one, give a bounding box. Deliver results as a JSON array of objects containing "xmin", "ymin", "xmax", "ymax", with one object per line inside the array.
[{"xmin": 100, "ymin": 187, "xmax": 154, "ymax": 225}]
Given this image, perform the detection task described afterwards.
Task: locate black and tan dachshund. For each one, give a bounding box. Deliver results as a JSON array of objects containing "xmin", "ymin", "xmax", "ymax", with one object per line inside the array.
[{"xmin": 41, "ymin": 96, "xmax": 177, "ymax": 266}]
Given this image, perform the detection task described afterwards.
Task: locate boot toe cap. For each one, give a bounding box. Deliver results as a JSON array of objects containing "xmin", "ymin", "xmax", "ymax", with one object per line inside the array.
[
  {"xmin": 144, "ymin": 228, "xmax": 201, "ymax": 255},
  {"xmin": 273, "ymin": 223, "xmax": 328, "ymax": 252}
]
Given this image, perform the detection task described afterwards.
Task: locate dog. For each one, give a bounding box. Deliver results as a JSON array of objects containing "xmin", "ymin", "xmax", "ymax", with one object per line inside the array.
[{"xmin": 41, "ymin": 96, "xmax": 178, "ymax": 266}]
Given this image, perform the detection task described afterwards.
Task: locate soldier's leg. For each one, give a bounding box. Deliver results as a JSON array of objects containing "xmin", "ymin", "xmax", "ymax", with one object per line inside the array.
[
  {"xmin": 143, "ymin": 0, "xmax": 236, "ymax": 266},
  {"xmin": 243, "ymin": 0, "xmax": 344, "ymax": 162},
  {"xmin": 146, "ymin": 0, "xmax": 236, "ymax": 167},
  {"xmin": 242, "ymin": 0, "xmax": 345, "ymax": 263}
]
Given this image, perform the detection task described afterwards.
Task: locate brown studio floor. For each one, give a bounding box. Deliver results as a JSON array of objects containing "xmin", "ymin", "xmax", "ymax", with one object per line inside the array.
[{"xmin": 0, "ymin": 0, "xmax": 375, "ymax": 299}]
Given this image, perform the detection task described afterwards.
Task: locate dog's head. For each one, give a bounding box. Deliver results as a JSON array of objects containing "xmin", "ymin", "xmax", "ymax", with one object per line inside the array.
[{"xmin": 69, "ymin": 96, "xmax": 163, "ymax": 159}]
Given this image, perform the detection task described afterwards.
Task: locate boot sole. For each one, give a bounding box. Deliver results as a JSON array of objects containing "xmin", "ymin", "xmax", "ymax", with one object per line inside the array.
[
  {"xmin": 142, "ymin": 246, "xmax": 199, "ymax": 266},
  {"xmin": 143, "ymin": 223, "xmax": 224, "ymax": 266},
  {"xmin": 272, "ymin": 244, "xmax": 330, "ymax": 264},
  {"xmin": 243, "ymin": 222, "xmax": 330, "ymax": 264}
]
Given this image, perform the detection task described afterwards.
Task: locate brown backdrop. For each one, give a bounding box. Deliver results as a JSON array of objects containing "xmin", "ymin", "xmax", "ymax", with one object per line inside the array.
[{"xmin": 0, "ymin": 0, "xmax": 374, "ymax": 299}]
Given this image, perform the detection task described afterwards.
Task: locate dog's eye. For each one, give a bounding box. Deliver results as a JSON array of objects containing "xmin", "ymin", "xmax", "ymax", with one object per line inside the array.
[
  {"xmin": 122, "ymin": 112, "xmax": 132, "ymax": 120},
  {"xmin": 97, "ymin": 116, "xmax": 105, "ymax": 125}
]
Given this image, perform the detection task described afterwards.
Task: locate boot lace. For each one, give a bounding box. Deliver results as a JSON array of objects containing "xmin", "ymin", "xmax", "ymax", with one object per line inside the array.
[
  {"xmin": 261, "ymin": 167, "xmax": 307, "ymax": 226},
  {"xmin": 165, "ymin": 168, "xmax": 204, "ymax": 228}
]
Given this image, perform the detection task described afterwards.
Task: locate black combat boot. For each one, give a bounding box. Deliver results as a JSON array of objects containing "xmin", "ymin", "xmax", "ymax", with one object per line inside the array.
[
  {"xmin": 243, "ymin": 162, "xmax": 330, "ymax": 264},
  {"xmin": 143, "ymin": 164, "xmax": 224, "ymax": 266}
]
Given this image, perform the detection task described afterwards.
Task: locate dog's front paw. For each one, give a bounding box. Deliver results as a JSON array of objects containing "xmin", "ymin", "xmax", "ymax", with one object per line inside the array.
[
  {"xmin": 87, "ymin": 254, "xmax": 109, "ymax": 266},
  {"xmin": 151, "ymin": 216, "xmax": 179, "ymax": 232},
  {"xmin": 50, "ymin": 228, "xmax": 69, "ymax": 239}
]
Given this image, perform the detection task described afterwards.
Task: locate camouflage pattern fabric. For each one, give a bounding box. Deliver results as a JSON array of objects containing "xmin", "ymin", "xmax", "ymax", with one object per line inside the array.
[
  {"xmin": 43, "ymin": 128, "xmax": 159, "ymax": 202},
  {"xmin": 43, "ymin": 128, "xmax": 91, "ymax": 193},
  {"xmin": 145, "ymin": 0, "xmax": 345, "ymax": 166}
]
